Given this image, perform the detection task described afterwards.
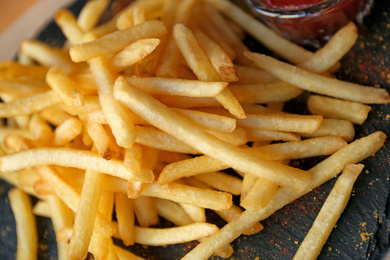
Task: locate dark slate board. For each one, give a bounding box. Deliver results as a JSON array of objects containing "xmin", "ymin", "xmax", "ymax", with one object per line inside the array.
[{"xmin": 0, "ymin": 0, "xmax": 389, "ymax": 259}]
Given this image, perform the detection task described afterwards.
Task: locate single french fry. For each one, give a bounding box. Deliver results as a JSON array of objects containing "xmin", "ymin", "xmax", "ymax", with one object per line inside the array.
[
  {"xmin": 229, "ymin": 82, "xmax": 304, "ymax": 104},
  {"xmin": 28, "ymin": 114, "xmax": 53, "ymax": 146},
  {"xmin": 299, "ymin": 118, "xmax": 355, "ymax": 142},
  {"xmin": 124, "ymin": 144, "xmax": 142, "ymax": 171},
  {"xmin": 53, "ymin": 118, "xmax": 82, "ymax": 146},
  {"xmin": 68, "ymin": 169, "xmax": 104, "ymax": 260},
  {"xmin": 60, "ymin": 95, "xmax": 101, "ymax": 116},
  {"xmin": 135, "ymin": 125, "xmax": 198, "ymax": 154},
  {"xmin": 193, "ymin": 172, "xmax": 242, "ymax": 195},
  {"xmin": 293, "ymin": 164, "xmax": 364, "ymax": 260},
  {"xmin": 133, "ymin": 196, "xmax": 159, "ymax": 228},
  {"xmin": 20, "ymin": 40, "xmax": 79, "ymax": 74},
  {"xmin": 89, "ymin": 191, "xmax": 115, "ymax": 259},
  {"xmin": 46, "ymin": 66, "xmax": 84, "ymax": 107},
  {"xmin": 245, "ymin": 52, "xmax": 390, "ymax": 104},
  {"xmin": 182, "ymin": 131, "xmax": 386, "ymax": 259},
  {"xmin": 134, "ymin": 223, "xmax": 219, "ymax": 246},
  {"xmin": 298, "ymin": 22, "xmax": 358, "ymax": 73},
  {"xmin": 246, "ymin": 129, "xmax": 301, "ymax": 142},
  {"xmin": 0, "ymin": 147, "xmax": 154, "ymax": 183},
  {"xmin": 125, "ymin": 76, "xmax": 228, "ymax": 97},
  {"xmin": 204, "ymin": 0, "xmax": 313, "ymax": 64},
  {"xmin": 89, "ymin": 57, "xmax": 136, "ymax": 149},
  {"xmin": 9, "ymin": 188, "xmax": 38, "ymax": 260},
  {"xmin": 115, "ymin": 192, "xmax": 135, "ymax": 246},
  {"xmin": 155, "ymin": 198, "xmax": 193, "ymax": 226},
  {"xmin": 0, "ymin": 91, "xmax": 60, "ymax": 118},
  {"xmin": 77, "ymin": 0, "xmax": 109, "ymax": 31},
  {"xmin": 32, "ymin": 200, "xmax": 50, "ymax": 217},
  {"xmin": 114, "ymin": 77, "xmax": 310, "ymax": 190},
  {"xmin": 178, "ymin": 202, "xmax": 206, "ymax": 223},
  {"xmin": 234, "ymin": 65, "xmax": 279, "ymax": 84},
  {"xmin": 173, "ymin": 23, "xmax": 245, "ymax": 119},
  {"xmin": 0, "ymin": 60, "xmax": 49, "ymax": 79},
  {"xmin": 173, "ymin": 108, "xmax": 236, "ymax": 133},
  {"xmin": 70, "ymin": 20, "xmax": 167, "ymax": 62},
  {"xmin": 308, "ymin": 95, "xmax": 371, "ymax": 125},
  {"xmin": 54, "ymin": 9, "xmax": 84, "ymax": 45},
  {"xmin": 0, "ymin": 79, "xmax": 49, "ymax": 97},
  {"xmin": 108, "ymin": 38, "xmax": 160, "ymax": 73},
  {"xmin": 84, "ymin": 120, "xmax": 116, "ymax": 160},
  {"xmin": 193, "ymin": 29, "xmax": 238, "ymax": 82},
  {"xmin": 46, "ymin": 194, "xmax": 74, "ymax": 260}
]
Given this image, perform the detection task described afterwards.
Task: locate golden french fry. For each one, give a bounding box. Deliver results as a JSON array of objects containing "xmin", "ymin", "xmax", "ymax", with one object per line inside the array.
[
  {"xmin": 229, "ymin": 82, "xmax": 303, "ymax": 104},
  {"xmin": 114, "ymin": 77, "xmax": 310, "ymax": 190},
  {"xmin": 240, "ymin": 177, "xmax": 279, "ymax": 211},
  {"xmin": 124, "ymin": 144, "xmax": 143, "ymax": 171},
  {"xmin": 108, "ymin": 38, "xmax": 160, "ymax": 73},
  {"xmin": 134, "ymin": 223, "xmax": 219, "ymax": 246},
  {"xmin": 0, "ymin": 79, "xmax": 49, "ymax": 97},
  {"xmin": 114, "ymin": 245, "xmax": 145, "ymax": 260},
  {"xmin": 308, "ymin": 95, "xmax": 371, "ymax": 124},
  {"xmin": 84, "ymin": 120, "xmax": 116, "ymax": 160},
  {"xmin": 246, "ymin": 129, "xmax": 301, "ymax": 142},
  {"xmin": 46, "ymin": 194, "xmax": 74, "ymax": 260},
  {"xmin": 40, "ymin": 105, "xmax": 74, "ymax": 126},
  {"xmin": 0, "ymin": 147, "xmax": 154, "ymax": 183},
  {"xmin": 298, "ymin": 22, "xmax": 358, "ymax": 73},
  {"xmin": 53, "ymin": 118, "xmax": 82, "ymax": 146},
  {"xmin": 54, "ymin": 9, "xmax": 84, "ymax": 45},
  {"xmin": 115, "ymin": 193, "xmax": 135, "ymax": 246},
  {"xmin": 0, "ymin": 91, "xmax": 60, "ymax": 118},
  {"xmin": 193, "ymin": 29, "xmax": 238, "ymax": 82},
  {"xmin": 20, "ymin": 40, "xmax": 80, "ymax": 74},
  {"xmin": 293, "ymin": 164, "xmax": 364, "ymax": 260},
  {"xmin": 69, "ymin": 169, "xmax": 103, "ymax": 260},
  {"xmin": 193, "ymin": 172, "xmax": 242, "ymax": 195},
  {"xmin": 89, "ymin": 57, "xmax": 136, "ymax": 149},
  {"xmin": 238, "ymin": 112, "xmax": 323, "ymax": 133},
  {"xmin": 77, "ymin": 0, "xmax": 109, "ymax": 31},
  {"xmin": 155, "ymin": 198, "xmax": 193, "ymax": 226},
  {"xmin": 70, "ymin": 20, "xmax": 167, "ymax": 62},
  {"xmin": 46, "ymin": 66, "xmax": 84, "ymax": 107},
  {"xmin": 245, "ymin": 52, "xmax": 390, "ymax": 104},
  {"xmin": 299, "ymin": 118, "xmax": 355, "ymax": 142},
  {"xmin": 9, "ymin": 188, "xmax": 38, "ymax": 260},
  {"xmin": 133, "ymin": 196, "xmax": 159, "ymax": 228}
]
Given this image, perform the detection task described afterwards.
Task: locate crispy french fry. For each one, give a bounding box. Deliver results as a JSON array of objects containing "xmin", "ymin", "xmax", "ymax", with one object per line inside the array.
[
  {"xmin": 293, "ymin": 164, "xmax": 364, "ymax": 260},
  {"xmin": 308, "ymin": 95, "xmax": 371, "ymax": 124},
  {"xmin": 53, "ymin": 118, "xmax": 82, "ymax": 146},
  {"xmin": 115, "ymin": 193, "xmax": 135, "ymax": 246},
  {"xmin": 133, "ymin": 196, "xmax": 159, "ymax": 227},
  {"xmin": 0, "ymin": 147, "xmax": 154, "ymax": 183},
  {"xmin": 298, "ymin": 22, "xmax": 358, "ymax": 73},
  {"xmin": 245, "ymin": 52, "xmax": 390, "ymax": 104},
  {"xmin": 155, "ymin": 198, "xmax": 193, "ymax": 226},
  {"xmin": 54, "ymin": 9, "xmax": 84, "ymax": 45},
  {"xmin": 108, "ymin": 38, "xmax": 160, "ymax": 73},
  {"xmin": 68, "ymin": 169, "xmax": 103, "ymax": 260},
  {"xmin": 77, "ymin": 0, "xmax": 109, "ymax": 31},
  {"xmin": 134, "ymin": 223, "xmax": 219, "ymax": 246},
  {"xmin": 70, "ymin": 20, "xmax": 167, "ymax": 62},
  {"xmin": 89, "ymin": 57, "xmax": 136, "ymax": 149},
  {"xmin": 125, "ymin": 76, "xmax": 228, "ymax": 97},
  {"xmin": 0, "ymin": 91, "xmax": 60, "ymax": 118},
  {"xmin": 9, "ymin": 188, "xmax": 38, "ymax": 260},
  {"xmin": 84, "ymin": 120, "xmax": 116, "ymax": 160},
  {"xmin": 299, "ymin": 118, "xmax": 355, "ymax": 142}
]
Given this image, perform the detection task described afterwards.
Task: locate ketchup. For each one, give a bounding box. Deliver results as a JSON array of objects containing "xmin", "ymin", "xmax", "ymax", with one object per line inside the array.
[
  {"xmin": 261, "ymin": 0, "xmax": 326, "ymax": 10},
  {"xmin": 247, "ymin": 0, "xmax": 373, "ymax": 48}
]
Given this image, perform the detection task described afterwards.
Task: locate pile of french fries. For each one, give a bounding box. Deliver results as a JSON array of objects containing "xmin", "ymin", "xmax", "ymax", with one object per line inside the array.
[{"xmin": 0, "ymin": 0, "xmax": 388, "ymax": 259}]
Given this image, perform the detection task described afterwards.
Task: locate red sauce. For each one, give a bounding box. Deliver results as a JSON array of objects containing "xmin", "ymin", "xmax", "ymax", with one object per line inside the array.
[
  {"xmin": 261, "ymin": 0, "xmax": 326, "ymax": 10},
  {"xmin": 249, "ymin": 0, "xmax": 373, "ymax": 48}
]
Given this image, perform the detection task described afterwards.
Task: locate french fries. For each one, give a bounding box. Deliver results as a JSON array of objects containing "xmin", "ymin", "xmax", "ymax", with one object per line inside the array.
[{"xmin": 0, "ymin": 0, "xmax": 388, "ymax": 259}]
